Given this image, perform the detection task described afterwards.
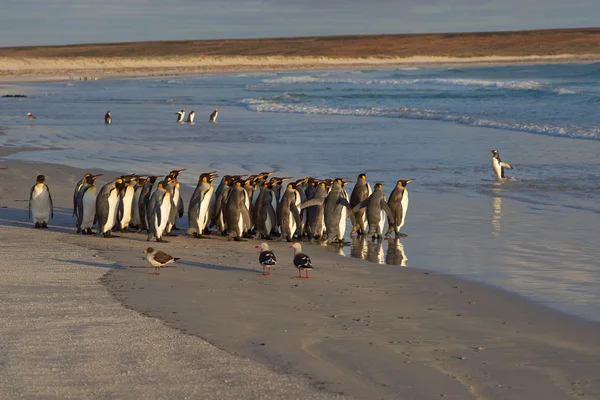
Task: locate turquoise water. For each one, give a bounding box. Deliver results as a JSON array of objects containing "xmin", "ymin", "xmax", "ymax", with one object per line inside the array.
[{"xmin": 1, "ymin": 63, "xmax": 599, "ymax": 321}]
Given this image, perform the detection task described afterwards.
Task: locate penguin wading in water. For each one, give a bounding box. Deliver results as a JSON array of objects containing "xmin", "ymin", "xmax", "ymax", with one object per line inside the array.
[
  {"xmin": 352, "ymin": 182, "xmax": 393, "ymax": 240},
  {"xmin": 300, "ymin": 178, "xmax": 355, "ymax": 244},
  {"xmin": 176, "ymin": 109, "xmax": 186, "ymax": 123},
  {"xmin": 224, "ymin": 179, "xmax": 251, "ymax": 241},
  {"xmin": 105, "ymin": 110, "xmax": 112, "ymax": 124},
  {"xmin": 209, "ymin": 108, "xmax": 218, "ymax": 123},
  {"xmin": 187, "ymin": 110, "xmax": 195, "ymax": 124},
  {"xmin": 385, "ymin": 179, "xmax": 414, "ymax": 238},
  {"xmin": 349, "ymin": 173, "xmax": 372, "ymax": 237},
  {"xmin": 96, "ymin": 177, "xmax": 126, "ymax": 237},
  {"xmin": 277, "ymin": 182, "xmax": 302, "ymax": 242},
  {"xmin": 489, "ymin": 149, "xmax": 513, "ymax": 179},
  {"xmin": 74, "ymin": 174, "xmax": 102, "ymax": 234},
  {"xmin": 187, "ymin": 171, "xmax": 217, "ymax": 238},
  {"xmin": 29, "ymin": 174, "xmax": 53, "ymax": 228},
  {"xmin": 146, "ymin": 178, "xmax": 172, "ymax": 242}
]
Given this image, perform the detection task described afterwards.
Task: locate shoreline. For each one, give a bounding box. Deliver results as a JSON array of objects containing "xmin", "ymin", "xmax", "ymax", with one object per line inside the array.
[
  {"xmin": 1, "ymin": 148, "xmax": 599, "ymax": 399},
  {"xmin": 1, "ymin": 54, "xmax": 600, "ymax": 84}
]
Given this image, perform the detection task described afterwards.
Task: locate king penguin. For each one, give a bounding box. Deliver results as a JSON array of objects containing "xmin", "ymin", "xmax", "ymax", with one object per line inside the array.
[
  {"xmin": 29, "ymin": 174, "xmax": 53, "ymax": 228},
  {"xmin": 349, "ymin": 173, "xmax": 372, "ymax": 237},
  {"xmin": 176, "ymin": 109, "xmax": 186, "ymax": 123},
  {"xmin": 73, "ymin": 173, "xmax": 93, "ymax": 218},
  {"xmin": 489, "ymin": 149, "xmax": 513, "ymax": 179},
  {"xmin": 352, "ymin": 182, "xmax": 393, "ymax": 240},
  {"xmin": 165, "ymin": 169, "xmax": 186, "ymax": 234},
  {"xmin": 187, "ymin": 110, "xmax": 195, "ymax": 124},
  {"xmin": 187, "ymin": 171, "xmax": 218, "ymax": 238},
  {"xmin": 75, "ymin": 173, "xmax": 102, "ymax": 234},
  {"xmin": 105, "ymin": 110, "xmax": 112, "ymax": 124},
  {"xmin": 385, "ymin": 179, "xmax": 414, "ymax": 238},
  {"xmin": 138, "ymin": 175, "xmax": 161, "ymax": 233},
  {"xmin": 96, "ymin": 177, "xmax": 126, "ymax": 237},
  {"xmin": 224, "ymin": 179, "xmax": 251, "ymax": 241},
  {"xmin": 116, "ymin": 175, "xmax": 138, "ymax": 232},
  {"xmin": 209, "ymin": 108, "xmax": 218, "ymax": 123},
  {"xmin": 146, "ymin": 177, "xmax": 172, "ymax": 242},
  {"xmin": 254, "ymin": 180, "xmax": 277, "ymax": 240},
  {"xmin": 277, "ymin": 182, "xmax": 302, "ymax": 242}
]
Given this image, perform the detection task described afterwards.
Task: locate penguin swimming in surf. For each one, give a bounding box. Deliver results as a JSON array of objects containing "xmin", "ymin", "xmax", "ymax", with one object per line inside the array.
[
  {"xmin": 96, "ymin": 177, "xmax": 126, "ymax": 237},
  {"xmin": 74, "ymin": 173, "xmax": 102, "ymax": 234},
  {"xmin": 29, "ymin": 174, "xmax": 53, "ymax": 228},
  {"xmin": 209, "ymin": 108, "xmax": 218, "ymax": 123},
  {"xmin": 105, "ymin": 110, "xmax": 112, "ymax": 124},
  {"xmin": 489, "ymin": 149, "xmax": 513, "ymax": 179},
  {"xmin": 349, "ymin": 173, "xmax": 372, "ymax": 237},
  {"xmin": 176, "ymin": 109, "xmax": 186, "ymax": 123},
  {"xmin": 187, "ymin": 110, "xmax": 195, "ymax": 124},
  {"xmin": 352, "ymin": 182, "xmax": 393, "ymax": 240},
  {"xmin": 385, "ymin": 179, "xmax": 414, "ymax": 238},
  {"xmin": 187, "ymin": 171, "xmax": 217, "ymax": 238}
]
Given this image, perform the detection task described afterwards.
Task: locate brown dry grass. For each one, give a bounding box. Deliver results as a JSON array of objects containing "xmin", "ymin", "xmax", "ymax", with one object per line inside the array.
[{"xmin": 1, "ymin": 28, "xmax": 600, "ymax": 58}]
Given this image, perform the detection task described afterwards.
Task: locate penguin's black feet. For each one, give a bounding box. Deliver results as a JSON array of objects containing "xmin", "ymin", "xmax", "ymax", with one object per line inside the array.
[
  {"xmin": 76, "ymin": 227, "xmax": 82, "ymax": 234},
  {"xmin": 171, "ymin": 225, "xmax": 180, "ymax": 231},
  {"xmin": 41, "ymin": 222, "xmax": 48, "ymax": 229},
  {"xmin": 85, "ymin": 228, "xmax": 94, "ymax": 235},
  {"xmin": 396, "ymin": 233, "xmax": 408, "ymax": 238},
  {"xmin": 120, "ymin": 227, "xmax": 128, "ymax": 233},
  {"xmin": 233, "ymin": 236, "xmax": 247, "ymax": 242},
  {"xmin": 156, "ymin": 238, "xmax": 170, "ymax": 243},
  {"xmin": 166, "ymin": 232, "xmax": 177, "ymax": 237},
  {"xmin": 193, "ymin": 232, "xmax": 202, "ymax": 238},
  {"xmin": 103, "ymin": 232, "xmax": 118, "ymax": 238},
  {"xmin": 34, "ymin": 222, "xmax": 41, "ymax": 229}
]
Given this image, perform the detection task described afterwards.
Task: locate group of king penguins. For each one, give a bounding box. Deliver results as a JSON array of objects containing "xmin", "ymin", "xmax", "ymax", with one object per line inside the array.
[{"xmin": 28, "ymin": 149, "xmax": 513, "ymax": 244}]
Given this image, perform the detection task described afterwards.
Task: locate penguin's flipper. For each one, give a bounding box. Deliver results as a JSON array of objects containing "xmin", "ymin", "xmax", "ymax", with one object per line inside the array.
[
  {"xmin": 351, "ymin": 199, "xmax": 369, "ymax": 213},
  {"xmin": 242, "ymin": 206, "xmax": 252, "ymax": 231},
  {"xmin": 267, "ymin": 205, "xmax": 277, "ymax": 230},
  {"xmin": 381, "ymin": 200, "xmax": 394, "ymax": 219},
  {"xmin": 117, "ymin": 196, "xmax": 124, "ymax": 222},
  {"xmin": 291, "ymin": 203, "xmax": 301, "ymax": 228},
  {"xmin": 299, "ymin": 197, "xmax": 324, "ymax": 210},
  {"xmin": 178, "ymin": 196, "xmax": 184, "ymax": 218},
  {"xmin": 338, "ymin": 197, "xmax": 357, "ymax": 226},
  {"xmin": 155, "ymin": 202, "xmax": 162, "ymax": 227},
  {"xmin": 47, "ymin": 185, "xmax": 54, "ymax": 219},
  {"xmin": 29, "ymin": 185, "xmax": 34, "ymax": 219},
  {"xmin": 500, "ymin": 162, "xmax": 513, "ymax": 169}
]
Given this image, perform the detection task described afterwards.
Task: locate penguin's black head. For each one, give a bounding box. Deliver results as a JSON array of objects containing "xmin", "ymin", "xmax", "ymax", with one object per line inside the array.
[
  {"xmin": 85, "ymin": 174, "xmax": 102, "ymax": 184},
  {"xmin": 168, "ymin": 169, "xmax": 186, "ymax": 179},
  {"xmin": 287, "ymin": 182, "xmax": 296, "ymax": 189},
  {"xmin": 397, "ymin": 179, "xmax": 415, "ymax": 187},
  {"xmin": 36, "ymin": 175, "xmax": 45, "ymax": 183},
  {"xmin": 115, "ymin": 178, "xmax": 125, "ymax": 190},
  {"xmin": 489, "ymin": 149, "xmax": 499, "ymax": 158},
  {"xmin": 375, "ymin": 182, "xmax": 383, "ymax": 189},
  {"xmin": 358, "ymin": 173, "xmax": 367, "ymax": 180}
]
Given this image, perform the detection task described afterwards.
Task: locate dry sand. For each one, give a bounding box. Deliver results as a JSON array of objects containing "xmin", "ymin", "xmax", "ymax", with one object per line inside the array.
[
  {"xmin": 1, "ymin": 28, "xmax": 600, "ymax": 83},
  {"xmin": 1, "ymin": 149, "xmax": 599, "ymax": 399}
]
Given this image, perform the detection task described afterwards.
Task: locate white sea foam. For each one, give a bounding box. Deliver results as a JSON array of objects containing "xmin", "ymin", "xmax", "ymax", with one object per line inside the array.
[{"xmin": 242, "ymin": 98, "xmax": 600, "ymax": 140}]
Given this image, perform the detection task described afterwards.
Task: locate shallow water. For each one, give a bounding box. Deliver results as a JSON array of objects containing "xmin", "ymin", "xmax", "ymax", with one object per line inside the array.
[{"xmin": 1, "ymin": 64, "xmax": 599, "ymax": 321}]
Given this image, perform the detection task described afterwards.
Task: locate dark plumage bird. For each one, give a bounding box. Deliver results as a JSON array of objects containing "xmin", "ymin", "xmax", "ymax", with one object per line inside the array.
[
  {"xmin": 256, "ymin": 242, "xmax": 277, "ymax": 276},
  {"xmin": 105, "ymin": 110, "xmax": 112, "ymax": 124},
  {"xmin": 143, "ymin": 247, "xmax": 180, "ymax": 275},
  {"xmin": 290, "ymin": 243, "xmax": 313, "ymax": 279}
]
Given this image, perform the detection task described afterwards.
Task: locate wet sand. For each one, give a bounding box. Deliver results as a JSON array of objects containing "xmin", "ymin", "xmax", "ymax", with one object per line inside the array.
[{"xmin": 1, "ymin": 149, "xmax": 599, "ymax": 399}]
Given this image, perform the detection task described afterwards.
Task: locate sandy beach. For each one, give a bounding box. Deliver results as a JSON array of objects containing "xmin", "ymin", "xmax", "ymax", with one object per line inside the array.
[
  {"xmin": 1, "ymin": 147, "xmax": 599, "ymax": 399},
  {"xmin": 1, "ymin": 28, "xmax": 600, "ymax": 83}
]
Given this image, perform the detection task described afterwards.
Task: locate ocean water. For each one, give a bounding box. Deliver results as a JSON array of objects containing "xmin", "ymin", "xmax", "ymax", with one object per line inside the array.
[{"xmin": 1, "ymin": 63, "xmax": 599, "ymax": 321}]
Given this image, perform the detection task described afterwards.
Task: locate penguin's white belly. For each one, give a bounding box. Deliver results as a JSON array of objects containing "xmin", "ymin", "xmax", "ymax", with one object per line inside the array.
[
  {"xmin": 31, "ymin": 186, "xmax": 50, "ymax": 222},
  {"xmin": 265, "ymin": 212, "xmax": 273, "ymax": 233},
  {"xmin": 120, "ymin": 187, "xmax": 135, "ymax": 227},
  {"xmin": 360, "ymin": 211, "xmax": 368, "ymax": 228},
  {"xmin": 339, "ymin": 207, "xmax": 347, "ymax": 239},
  {"xmin": 378, "ymin": 210, "xmax": 386, "ymax": 233},
  {"xmin": 198, "ymin": 190, "xmax": 213, "ymax": 231},
  {"xmin": 287, "ymin": 212, "xmax": 297, "ymax": 236},
  {"xmin": 189, "ymin": 114, "xmax": 195, "ymax": 123},
  {"xmin": 82, "ymin": 189, "xmax": 97, "ymax": 229},
  {"xmin": 104, "ymin": 192, "xmax": 119, "ymax": 232},
  {"xmin": 237, "ymin": 211, "xmax": 244, "ymax": 235},
  {"xmin": 492, "ymin": 159, "xmax": 503, "ymax": 178},
  {"xmin": 398, "ymin": 193, "xmax": 409, "ymax": 231},
  {"xmin": 155, "ymin": 197, "xmax": 171, "ymax": 238}
]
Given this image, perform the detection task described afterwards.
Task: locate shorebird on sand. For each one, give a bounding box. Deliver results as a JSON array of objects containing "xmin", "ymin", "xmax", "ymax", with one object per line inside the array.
[
  {"xmin": 290, "ymin": 243, "xmax": 313, "ymax": 279},
  {"xmin": 256, "ymin": 242, "xmax": 277, "ymax": 276},
  {"xmin": 143, "ymin": 247, "xmax": 180, "ymax": 275}
]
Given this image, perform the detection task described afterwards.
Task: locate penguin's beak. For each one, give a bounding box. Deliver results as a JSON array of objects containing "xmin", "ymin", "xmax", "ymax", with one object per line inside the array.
[
  {"xmin": 92, "ymin": 174, "xmax": 102, "ymax": 180},
  {"xmin": 289, "ymin": 245, "xmax": 294, "ymax": 248},
  {"xmin": 406, "ymin": 179, "xmax": 415, "ymax": 184},
  {"xmin": 488, "ymin": 149, "xmax": 494, "ymax": 153}
]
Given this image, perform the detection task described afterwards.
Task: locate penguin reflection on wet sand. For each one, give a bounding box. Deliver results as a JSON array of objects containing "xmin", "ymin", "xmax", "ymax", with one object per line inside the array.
[
  {"xmin": 489, "ymin": 149, "xmax": 513, "ymax": 179},
  {"xmin": 29, "ymin": 175, "xmax": 53, "ymax": 228}
]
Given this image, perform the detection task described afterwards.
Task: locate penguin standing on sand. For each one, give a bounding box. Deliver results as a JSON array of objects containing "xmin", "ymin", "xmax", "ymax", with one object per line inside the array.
[
  {"xmin": 187, "ymin": 171, "xmax": 217, "ymax": 238},
  {"xmin": 105, "ymin": 110, "xmax": 112, "ymax": 124},
  {"xmin": 254, "ymin": 181, "xmax": 277, "ymax": 240},
  {"xmin": 116, "ymin": 175, "xmax": 138, "ymax": 232},
  {"xmin": 130, "ymin": 176, "xmax": 146, "ymax": 231},
  {"xmin": 165, "ymin": 169, "xmax": 186, "ymax": 234},
  {"xmin": 225, "ymin": 179, "xmax": 251, "ymax": 241},
  {"xmin": 277, "ymin": 182, "xmax": 302, "ymax": 242},
  {"xmin": 73, "ymin": 173, "xmax": 93, "ymax": 217},
  {"xmin": 209, "ymin": 108, "xmax": 218, "ymax": 123},
  {"xmin": 304, "ymin": 180, "xmax": 328, "ymax": 240},
  {"xmin": 146, "ymin": 178, "xmax": 172, "ymax": 242},
  {"xmin": 176, "ymin": 109, "xmax": 186, "ymax": 123},
  {"xmin": 96, "ymin": 177, "xmax": 126, "ymax": 238},
  {"xmin": 29, "ymin": 175, "xmax": 53, "ymax": 228},
  {"xmin": 74, "ymin": 174, "xmax": 102, "ymax": 234},
  {"xmin": 489, "ymin": 149, "xmax": 513, "ymax": 179},
  {"xmin": 352, "ymin": 183, "xmax": 393, "ymax": 240},
  {"xmin": 138, "ymin": 175, "xmax": 161, "ymax": 233},
  {"xmin": 350, "ymin": 173, "xmax": 372, "ymax": 237},
  {"xmin": 385, "ymin": 179, "xmax": 414, "ymax": 238},
  {"xmin": 187, "ymin": 110, "xmax": 195, "ymax": 124}
]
